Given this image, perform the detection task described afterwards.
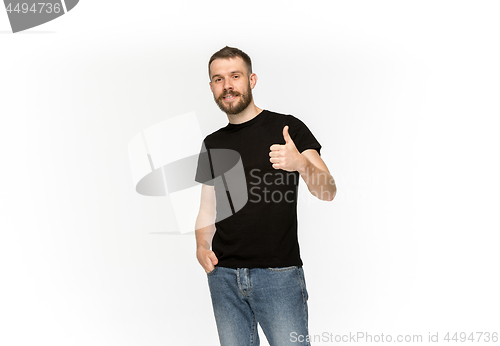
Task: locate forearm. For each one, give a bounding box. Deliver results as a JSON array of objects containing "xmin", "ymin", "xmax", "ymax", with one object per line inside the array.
[
  {"xmin": 195, "ymin": 213, "xmax": 216, "ymax": 250},
  {"xmin": 195, "ymin": 213, "xmax": 218, "ymax": 271},
  {"xmin": 297, "ymin": 155, "xmax": 337, "ymax": 201}
]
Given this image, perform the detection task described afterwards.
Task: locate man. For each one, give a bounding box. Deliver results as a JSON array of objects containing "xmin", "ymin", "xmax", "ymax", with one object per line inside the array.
[{"xmin": 195, "ymin": 46, "xmax": 336, "ymax": 346}]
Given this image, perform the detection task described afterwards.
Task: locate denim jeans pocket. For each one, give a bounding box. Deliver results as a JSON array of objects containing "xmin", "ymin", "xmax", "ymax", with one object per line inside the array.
[
  {"xmin": 265, "ymin": 265, "xmax": 297, "ymax": 272},
  {"xmin": 206, "ymin": 266, "xmax": 218, "ymax": 276}
]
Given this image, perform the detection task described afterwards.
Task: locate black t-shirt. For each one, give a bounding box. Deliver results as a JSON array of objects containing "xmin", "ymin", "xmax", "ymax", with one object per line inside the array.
[{"xmin": 195, "ymin": 109, "xmax": 321, "ymax": 268}]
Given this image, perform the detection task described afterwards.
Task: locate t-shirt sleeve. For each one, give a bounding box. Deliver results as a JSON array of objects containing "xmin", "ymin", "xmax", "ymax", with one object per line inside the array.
[
  {"xmin": 194, "ymin": 139, "xmax": 215, "ymax": 186},
  {"xmin": 286, "ymin": 115, "xmax": 322, "ymax": 155}
]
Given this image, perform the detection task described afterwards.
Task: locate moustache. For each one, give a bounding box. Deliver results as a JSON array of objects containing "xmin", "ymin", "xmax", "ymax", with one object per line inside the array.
[{"xmin": 218, "ymin": 91, "xmax": 242, "ymax": 101}]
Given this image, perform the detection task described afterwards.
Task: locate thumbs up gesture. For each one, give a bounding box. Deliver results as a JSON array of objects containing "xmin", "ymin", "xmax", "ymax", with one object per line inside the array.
[{"xmin": 269, "ymin": 126, "xmax": 306, "ymax": 172}]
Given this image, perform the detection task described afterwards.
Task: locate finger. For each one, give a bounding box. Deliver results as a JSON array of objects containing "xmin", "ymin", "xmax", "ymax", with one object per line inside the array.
[
  {"xmin": 209, "ymin": 252, "xmax": 218, "ymax": 265},
  {"xmin": 270, "ymin": 144, "xmax": 283, "ymax": 151},
  {"xmin": 283, "ymin": 125, "xmax": 292, "ymax": 144},
  {"xmin": 211, "ymin": 258, "xmax": 218, "ymax": 266},
  {"xmin": 205, "ymin": 259, "xmax": 215, "ymax": 272},
  {"xmin": 269, "ymin": 151, "xmax": 280, "ymax": 157}
]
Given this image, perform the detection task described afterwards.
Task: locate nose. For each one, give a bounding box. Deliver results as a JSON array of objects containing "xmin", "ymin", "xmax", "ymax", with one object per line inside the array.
[{"xmin": 223, "ymin": 78, "xmax": 234, "ymax": 92}]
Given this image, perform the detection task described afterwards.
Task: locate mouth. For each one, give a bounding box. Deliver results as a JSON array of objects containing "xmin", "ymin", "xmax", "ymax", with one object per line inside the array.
[{"xmin": 222, "ymin": 93, "xmax": 239, "ymax": 102}]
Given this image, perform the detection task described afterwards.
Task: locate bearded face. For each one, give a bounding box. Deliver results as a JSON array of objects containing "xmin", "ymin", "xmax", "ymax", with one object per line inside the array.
[
  {"xmin": 214, "ymin": 79, "xmax": 253, "ymax": 115},
  {"xmin": 209, "ymin": 57, "xmax": 257, "ymax": 116}
]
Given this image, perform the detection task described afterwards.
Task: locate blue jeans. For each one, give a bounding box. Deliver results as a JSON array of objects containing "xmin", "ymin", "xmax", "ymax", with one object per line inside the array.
[{"xmin": 207, "ymin": 266, "xmax": 311, "ymax": 346}]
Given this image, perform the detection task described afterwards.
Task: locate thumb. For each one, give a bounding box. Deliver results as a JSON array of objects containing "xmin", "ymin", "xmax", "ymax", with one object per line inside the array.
[
  {"xmin": 283, "ymin": 125, "xmax": 292, "ymax": 144},
  {"xmin": 209, "ymin": 251, "xmax": 218, "ymax": 265}
]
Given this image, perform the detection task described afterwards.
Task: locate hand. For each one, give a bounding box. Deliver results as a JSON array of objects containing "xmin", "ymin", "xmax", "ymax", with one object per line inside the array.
[
  {"xmin": 196, "ymin": 247, "xmax": 218, "ymax": 273},
  {"xmin": 269, "ymin": 126, "xmax": 306, "ymax": 172}
]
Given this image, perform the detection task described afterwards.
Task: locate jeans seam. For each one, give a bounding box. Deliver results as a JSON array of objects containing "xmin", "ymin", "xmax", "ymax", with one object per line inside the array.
[
  {"xmin": 296, "ymin": 268, "xmax": 310, "ymax": 345},
  {"xmin": 296, "ymin": 267, "xmax": 307, "ymax": 303},
  {"xmin": 251, "ymin": 314, "xmax": 257, "ymax": 346}
]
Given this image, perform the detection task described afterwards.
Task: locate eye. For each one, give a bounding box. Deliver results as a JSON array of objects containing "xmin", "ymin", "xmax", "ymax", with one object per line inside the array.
[{"xmin": 233, "ymin": 75, "xmax": 239, "ymax": 79}]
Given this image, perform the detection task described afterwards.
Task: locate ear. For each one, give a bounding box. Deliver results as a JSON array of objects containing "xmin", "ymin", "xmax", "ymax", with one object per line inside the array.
[
  {"xmin": 249, "ymin": 73, "xmax": 258, "ymax": 89},
  {"xmin": 209, "ymin": 81, "xmax": 213, "ymax": 93}
]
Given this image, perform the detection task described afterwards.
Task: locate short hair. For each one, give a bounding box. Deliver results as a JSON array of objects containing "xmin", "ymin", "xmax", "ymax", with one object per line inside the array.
[{"xmin": 208, "ymin": 46, "xmax": 252, "ymax": 79}]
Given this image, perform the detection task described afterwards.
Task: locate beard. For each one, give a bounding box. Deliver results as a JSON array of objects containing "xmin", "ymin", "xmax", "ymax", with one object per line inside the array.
[{"xmin": 214, "ymin": 82, "xmax": 253, "ymax": 115}]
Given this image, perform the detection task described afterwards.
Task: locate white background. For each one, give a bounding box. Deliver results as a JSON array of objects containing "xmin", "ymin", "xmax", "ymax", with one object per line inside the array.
[{"xmin": 1, "ymin": 1, "xmax": 499, "ymax": 345}]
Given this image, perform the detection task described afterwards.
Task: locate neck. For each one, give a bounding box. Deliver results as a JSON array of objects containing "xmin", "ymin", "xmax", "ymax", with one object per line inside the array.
[{"xmin": 227, "ymin": 102, "xmax": 262, "ymax": 124}]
